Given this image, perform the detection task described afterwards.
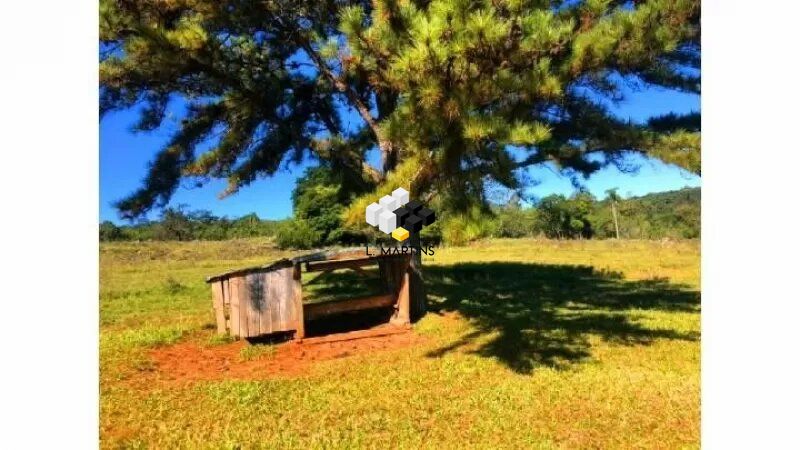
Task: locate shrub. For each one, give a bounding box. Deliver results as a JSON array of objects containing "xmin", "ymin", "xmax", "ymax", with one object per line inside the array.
[
  {"xmin": 152, "ymin": 207, "xmax": 196, "ymax": 241},
  {"xmin": 163, "ymin": 277, "xmax": 186, "ymax": 294},
  {"xmin": 99, "ymin": 221, "xmax": 123, "ymax": 241},
  {"xmin": 289, "ymin": 166, "xmax": 375, "ymax": 245},
  {"xmin": 441, "ymin": 208, "xmax": 496, "ymax": 246},
  {"xmin": 442, "ymin": 224, "xmax": 470, "ymax": 246},
  {"xmin": 494, "ymin": 208, "xmax": 536, "ymax": 238},
  {"xmin": 419, "ymin": 219, "xmax": 442, "ymax": 245},
  {"xmin": 327, "ymin": 228, "xmax": 370, "ymax": 246},
  {"xmin": 275, "ymin": 220, "xmax": 322, "ymax": 249}
]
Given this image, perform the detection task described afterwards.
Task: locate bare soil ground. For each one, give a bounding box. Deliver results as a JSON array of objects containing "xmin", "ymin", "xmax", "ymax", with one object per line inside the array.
[{"xmin": 151, "ymin": 324, "xmax": 422, "ymax": 382}]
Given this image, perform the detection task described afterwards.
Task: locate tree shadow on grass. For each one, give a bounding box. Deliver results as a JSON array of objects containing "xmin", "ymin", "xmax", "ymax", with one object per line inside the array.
[{"xmin": 424, "ymin": 263, "xmax": 700, "ymax": 374}]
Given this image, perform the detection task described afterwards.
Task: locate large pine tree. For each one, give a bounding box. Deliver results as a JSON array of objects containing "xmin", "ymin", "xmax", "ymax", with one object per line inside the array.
[{"xmin": 100, "ymin": 0, "xmax": 700, "ymax": 220}]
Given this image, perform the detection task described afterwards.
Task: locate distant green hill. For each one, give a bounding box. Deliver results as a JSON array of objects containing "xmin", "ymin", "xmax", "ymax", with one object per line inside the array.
[
  {"xmin": 620, "ymin": 186, "xmax": 700, "ymax": 208},
  {"xmin": 596, "ymin": 187, "xmax": 700, "ymax": 239}
]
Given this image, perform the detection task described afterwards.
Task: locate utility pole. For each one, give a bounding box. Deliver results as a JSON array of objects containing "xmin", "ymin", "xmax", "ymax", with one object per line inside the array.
[{"xmin": 606, "ymin": 188, "xmax": 621, "ymax": 239}]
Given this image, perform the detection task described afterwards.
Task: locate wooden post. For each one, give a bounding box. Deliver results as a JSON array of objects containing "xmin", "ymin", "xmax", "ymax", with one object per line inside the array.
[
  {"xmin": 409, "ymin": 251, "xmax": 427, "ymax": 321},
  {"xmin": 391, "ymin": 264, "xmax": 411, "ymax": 326},
  {"xmin": 292, "ymin": 263, "xmax": 305, "ymax": 340}
]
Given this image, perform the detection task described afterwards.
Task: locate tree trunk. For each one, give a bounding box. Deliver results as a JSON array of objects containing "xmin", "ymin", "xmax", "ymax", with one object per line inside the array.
[
  {"xmin": 611, "ymin": 201, "xmax": 620, "ymax": 239},
  {"xmin": 380, "ymin": 140, "xmax": 399, "ymax": 174},
  {"xmin": 408, "ymin": 233, "xmax": 427, "ymax": 321}
]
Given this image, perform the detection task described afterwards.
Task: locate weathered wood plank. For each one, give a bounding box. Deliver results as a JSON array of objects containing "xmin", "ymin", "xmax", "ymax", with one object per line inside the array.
[
  {"xmin": 206, "ymin": 258, "xmax": 294, "ymax": 283},
  {"xmin": 229, "ymin": 276, "xmax": 241, "ymax": 338},
  {"xmin": 209, "ymin": 251, "xmax": 419, "ymax": 339},
  {"xmin": 300, "ymin": 325, "xmax": 408, "ymax": 345},
  {"xmin": 305, "ymin": 258, "xmax": 379, "ymax": 273},
  {"xmin": 293, "ymin": 264, "xmax": 305, "ymax": 339},
  {"xmin": 211, "ymin": 281, "xmax": 226, "ymax": 334},
  {"xmin": 222, "ymin": 279, "xmax": 231, "ymax": 331},
  {"xmin": 268, "ymin": 270, "xmax": 282, "ymax": 333},
  {"xmin": 258, "ymin": 271, "xmax": 271, "ymax": 335},
  {"xmin": 280, "ymin": 267, "xmax": 295, "ymax": 331},
  {"xmin": 267, "ymin": 268, "xmax": 282, "ymax": 333},
  {"xmin": 305, "ymin": 293, "xmax": 396, "ymax": 321},
  {"xmin": 272, "ymin": 269, "xmax": 287, "ymax": 332},
  {"xmin": 236, "ymin": 277, "xmax": 250, "ymax": 338},
  {"xmin": 206, "ymin": 248, "xmax": 407, "ymax": 283},
  {"xmin": 223, "ymin": 279, "xmax": 231, "ymax": 334},
  {"xmin": 247, "ymin": 273, "xmax": 261, "ymax": 337},
  {"xmin": 325, "ymin": 249, "xmax": 365, "ymax": 260}
]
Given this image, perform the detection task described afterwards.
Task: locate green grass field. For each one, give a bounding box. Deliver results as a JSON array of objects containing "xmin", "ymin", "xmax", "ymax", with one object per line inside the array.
[{"xmin": 100, "ymin": 238, "xmax": 700, "ymax": 449}]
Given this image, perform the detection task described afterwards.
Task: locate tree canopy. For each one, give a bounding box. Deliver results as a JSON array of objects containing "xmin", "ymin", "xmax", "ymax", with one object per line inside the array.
[{"xmin": 100, "ymin": 0, "xmax": 700, "ymax": 220}]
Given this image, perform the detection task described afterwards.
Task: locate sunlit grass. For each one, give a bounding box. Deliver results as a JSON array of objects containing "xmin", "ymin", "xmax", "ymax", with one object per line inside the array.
[
  {"xmin": 239, "ymin": 343, "xmax": 277, "ymax": 362},
  {"xmin": 100, "ymin": 237, "xmax": 699, "ymax": 448}
]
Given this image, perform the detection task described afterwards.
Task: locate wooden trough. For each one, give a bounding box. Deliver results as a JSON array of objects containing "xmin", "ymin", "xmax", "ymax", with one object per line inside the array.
[{"xmin": 206, "ymin": 249, "xmax": 414, "ymax": 340}]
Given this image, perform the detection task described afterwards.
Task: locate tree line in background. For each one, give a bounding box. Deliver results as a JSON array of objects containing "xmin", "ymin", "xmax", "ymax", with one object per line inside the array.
[
  {"xmin": 99, "ymin": 208, "xmax": 282, "ymax": 242},
  {"xmin": 101, "ymin": 182, "xmax": 699, "ymax": 247}
]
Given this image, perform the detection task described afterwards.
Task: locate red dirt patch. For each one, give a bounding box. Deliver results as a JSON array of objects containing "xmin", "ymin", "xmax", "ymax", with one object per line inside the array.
[{"xmin": 150, "ymin": 325, "xmax": 422, "ymax": 383}]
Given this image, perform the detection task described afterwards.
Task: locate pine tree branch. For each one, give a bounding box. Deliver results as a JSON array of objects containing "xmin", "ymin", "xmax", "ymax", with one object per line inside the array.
[{"xmin": 298, "ymin": 39, "xmax": 394, "ymax": 176}]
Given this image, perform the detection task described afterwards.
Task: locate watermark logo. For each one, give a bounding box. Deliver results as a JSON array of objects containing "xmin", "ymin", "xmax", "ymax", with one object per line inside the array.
[{"xmin": 364, "ymin": 188, "xmax": 436, "ymax": 242}]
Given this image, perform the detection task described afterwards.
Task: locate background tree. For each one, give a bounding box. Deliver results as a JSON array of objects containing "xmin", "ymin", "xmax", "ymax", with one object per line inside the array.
[
  {"xmin": 99, "ymin": 221, "xmax": 123, "ymax": 241},
  {"xmin": 153, "ymin": 206, "xmax": 195, "ymax": 241},
  {"xmin": 275, "ymin": 165, "xmax": 374, "ymax": 248},
  {"xmin": 100, "ymin": 0, "xmax": 700, "ymax": 222},
  {"xmin": 493, "ymin": 193, "xmax": 537, "ymax": 239},
  {"xmin": 537, "ymin": 192, "xmax": 594, "ymax": 239},
  {"xmin": 228, "ymin": 213, "xmax": 265, "ymax": 239}
]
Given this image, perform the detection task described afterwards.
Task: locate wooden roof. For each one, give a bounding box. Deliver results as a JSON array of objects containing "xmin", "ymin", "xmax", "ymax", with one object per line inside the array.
[{"xmin": 205, "ymin": 248, "xmax": 401, "ymax": 283}]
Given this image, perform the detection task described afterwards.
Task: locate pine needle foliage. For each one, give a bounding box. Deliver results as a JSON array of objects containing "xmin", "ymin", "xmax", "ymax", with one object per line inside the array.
[{"xmin": 100, "ymin": 0, "xmax": 700, "ymax": 219}]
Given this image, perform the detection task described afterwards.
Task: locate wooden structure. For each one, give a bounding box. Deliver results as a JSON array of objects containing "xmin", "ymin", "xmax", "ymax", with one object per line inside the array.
[{"xmin": 206, "ymin": 249, "xmax": 413, "ymax": 340}]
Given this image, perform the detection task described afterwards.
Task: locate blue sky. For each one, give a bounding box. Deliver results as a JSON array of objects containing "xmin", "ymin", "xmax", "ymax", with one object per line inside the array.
[{"xmin": 100, "ymin": 85, "xmax": 699, "ymax": 224}]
